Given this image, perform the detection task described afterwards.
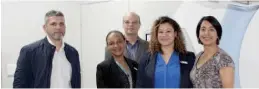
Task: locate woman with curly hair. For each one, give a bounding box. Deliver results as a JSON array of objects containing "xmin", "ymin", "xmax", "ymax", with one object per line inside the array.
[{"xmin": 136, "ymin": 16, "xmax": 195, "ymax": 88}]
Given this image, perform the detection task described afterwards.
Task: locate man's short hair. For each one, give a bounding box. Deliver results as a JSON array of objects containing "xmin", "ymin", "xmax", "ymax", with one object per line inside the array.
[{"xmin": 44, "ymin": 10, "xmax": 64, "ymax": 24}]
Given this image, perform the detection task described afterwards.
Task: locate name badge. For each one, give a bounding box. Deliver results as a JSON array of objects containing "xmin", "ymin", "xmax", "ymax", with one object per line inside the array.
[
  {"xmin": 180, "ymin": 61, "xmax": 188, "ymax": 64},
  {"xmin": 134, "ymin": 67, "xmax": 138, "ymax": 70}
]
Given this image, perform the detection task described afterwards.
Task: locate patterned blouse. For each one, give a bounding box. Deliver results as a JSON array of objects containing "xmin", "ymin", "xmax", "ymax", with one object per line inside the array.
[{"xmin": 190, "ymin": 48, "xmax": 235, "ymax": 88}]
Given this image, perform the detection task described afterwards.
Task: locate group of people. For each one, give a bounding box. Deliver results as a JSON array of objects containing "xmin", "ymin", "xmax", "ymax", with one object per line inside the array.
[
  {"xmin": 97, "ymin": 12, "xmax": 235, "ymax": 88},
  {"xmin": 13, "ymin": 10, "xmax": 235, "ymax": 88}
]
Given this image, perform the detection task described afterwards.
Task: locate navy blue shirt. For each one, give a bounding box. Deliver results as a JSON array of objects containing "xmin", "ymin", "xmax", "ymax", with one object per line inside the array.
[
  {"xmin": 154, "ymin": 51, "xmax": 181, "ymax": 88},
  {"xmin": 126, "ymin": 40, "xmax": 139, "ymax": 60}
]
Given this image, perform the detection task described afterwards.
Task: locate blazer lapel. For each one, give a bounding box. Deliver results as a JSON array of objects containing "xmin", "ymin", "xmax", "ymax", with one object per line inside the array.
[
  {"xmin": 179, "ymin": 53, "xmax": 187, "ymax": 88},
  {"xmin": 124, "ymin": 58, "xmax": 137, "ymax": 87},
  {"xmin": 125, "ymin": 58, "xmax": 136, "ymax": 73},
  {"xmin": 110, "ymin": 57, "xmax": 126, "ymax": 78},
  {"xmin": 145, "ymin": 53, "xmax": 157, "ymax": 88},
  {"xmin": 135, "ymin": 39, "xmax": 146, "ymax": 63}
]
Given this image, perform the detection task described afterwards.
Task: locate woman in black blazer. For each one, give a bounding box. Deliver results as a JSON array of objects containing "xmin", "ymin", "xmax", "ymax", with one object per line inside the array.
[
  {"xmin": 136, "ymin": 16, "xmax": 195, "ymax": 88},
  {"xmin": 96, "ymin": 30, "xmax": 138, "ymax": 88}
]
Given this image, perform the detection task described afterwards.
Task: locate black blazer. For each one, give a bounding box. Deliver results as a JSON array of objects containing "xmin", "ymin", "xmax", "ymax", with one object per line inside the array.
[
  {"xmin": 136, "ymin": 51, "xmax": 195, "ymax": 88},
  {"xmin": 96, "ymin": 56, "xmax": 138, "ymax": 88}
]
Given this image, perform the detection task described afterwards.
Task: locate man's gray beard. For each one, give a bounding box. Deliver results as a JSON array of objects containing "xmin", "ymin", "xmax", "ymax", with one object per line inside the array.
[{"xmin": 51, "ymin": 34, "xmax": 64, "ymax": 41}]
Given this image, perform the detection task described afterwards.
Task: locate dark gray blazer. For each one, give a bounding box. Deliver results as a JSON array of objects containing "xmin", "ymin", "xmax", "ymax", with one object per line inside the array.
[{"xmin": 105, "ymin": 37, "xmax": 149, "ymax": 63}]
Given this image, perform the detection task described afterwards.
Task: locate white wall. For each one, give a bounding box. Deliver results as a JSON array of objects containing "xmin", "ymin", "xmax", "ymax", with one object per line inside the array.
[
  {"xmin": 239, "ymin": 9, "xmax": 259, "ymax": 88},
  {"xmin": 1, "ymin": 1, "xmax": 82, "ymax": 88}
]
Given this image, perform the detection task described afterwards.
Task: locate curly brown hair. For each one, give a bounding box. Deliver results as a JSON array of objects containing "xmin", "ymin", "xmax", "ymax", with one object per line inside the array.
[{"xmin": 149, "ymin": 16, "xmax": 186, "ymax": 54}]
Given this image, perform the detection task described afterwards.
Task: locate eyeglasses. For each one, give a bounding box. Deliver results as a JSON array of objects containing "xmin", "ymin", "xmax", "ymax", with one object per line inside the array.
[{"xmin": 123, "ymin": 21, "xmax": 139, "ymax": 25}]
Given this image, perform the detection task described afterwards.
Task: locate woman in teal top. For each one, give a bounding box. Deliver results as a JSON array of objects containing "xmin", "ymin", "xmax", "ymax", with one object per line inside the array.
[{"xmin": 136, "ymin": 16, "xmax": 195, "ymax": 88}]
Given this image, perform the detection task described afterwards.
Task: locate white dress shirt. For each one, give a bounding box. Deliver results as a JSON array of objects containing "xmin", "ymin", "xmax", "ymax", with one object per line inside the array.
[{"xmin": 47, "ymin": 36, "xmax": 72, "ymax": 88}]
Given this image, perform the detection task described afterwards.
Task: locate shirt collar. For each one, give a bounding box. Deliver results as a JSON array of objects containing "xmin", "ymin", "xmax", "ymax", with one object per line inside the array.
[
  {"xmin": 47, "ymin": 36, "xmax": 65, "ymax": 50},
  {"xmin": 126, "ymin": 36, "xmax": 141, "ymax": 45}
]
